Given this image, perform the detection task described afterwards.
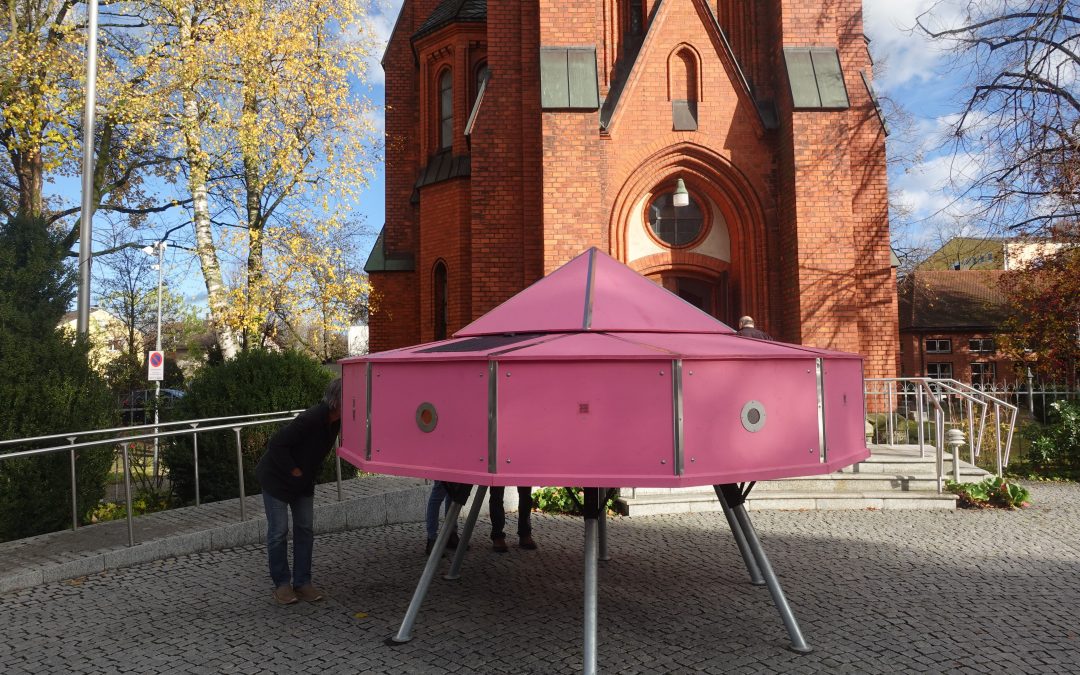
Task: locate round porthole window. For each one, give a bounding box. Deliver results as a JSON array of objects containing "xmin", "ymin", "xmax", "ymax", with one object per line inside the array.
[
  {"xmin": 416, "ymin": 402, "xmax": 438, "ymax": 433},
  {"xmin": 740, "ymin": 400, "xmax": 766, "ymax": 433},
  {"xmin": 648, "ymin": 190, "xmax": 704, "ymax": 247}
]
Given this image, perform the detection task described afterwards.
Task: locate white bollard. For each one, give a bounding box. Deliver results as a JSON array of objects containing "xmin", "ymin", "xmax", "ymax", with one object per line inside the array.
[{"xmin": 947, "ymin": 428, "xmax": 966, "ymax": 484}]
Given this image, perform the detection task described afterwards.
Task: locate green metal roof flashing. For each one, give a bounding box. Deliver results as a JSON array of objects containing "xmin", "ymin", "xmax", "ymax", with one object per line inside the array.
[{"xmin": 364, "ymin": 230, "xmax": 415, "ymax": 273}]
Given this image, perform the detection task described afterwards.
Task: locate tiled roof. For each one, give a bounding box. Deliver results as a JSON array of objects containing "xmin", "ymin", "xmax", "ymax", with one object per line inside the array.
[
  {"xmin": 413, "ymin": 0, "xmax": 486, "ymax": 40},
  {"xmin": 898, "ymin": 270, "xmax": 1012, "ymax": 331}
]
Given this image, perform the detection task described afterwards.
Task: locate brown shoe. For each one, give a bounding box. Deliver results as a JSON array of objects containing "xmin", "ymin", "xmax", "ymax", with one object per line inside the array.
[
  {"xmin": 273, "ymin": 585, "xmax": 298, "ymax": 605},
  {"xmin": 519, "ymin": 535, "xmax": 537, "ymax": 550},
  {"xmin": 294, "ymin": 584, "xmax": 324, "ymax": 602},
  {"xmin": 492, "ymin": 536, "xmax": 508, "ymax": 553}
]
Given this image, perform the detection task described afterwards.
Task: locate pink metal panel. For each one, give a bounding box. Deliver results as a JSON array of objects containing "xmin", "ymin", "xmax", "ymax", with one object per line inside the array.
[
  {"xmin": 494, "ymin": 361, "xmax": 676, "ymax": 485},
  {"xmin": 587, "ymin": 251, "xmax": 733, "ymax": 333},
  {"xmin": 612, "ymin": 332, "xmax": 809, "ymax": 359},
  {"xmin": 498, "ymin": 333, "xmax": 673, "ymax": 360},
  {"xmin": 455, "ymin": 250, "xmax": 590, "ymax": 336},
  {"xmin": 338, "ymin": 362, "xmax": 367, "ymax": 468},
  {"xmin": 365, "ymin": 361, "xmax": 491, "ymax": 481},
  {"xmin": 822, "ymin": 357, "xmax": 870, "ymax": 467},
  {"xmin": 682, "ymin": 359, "xmax": 823, "ymax": 481}
]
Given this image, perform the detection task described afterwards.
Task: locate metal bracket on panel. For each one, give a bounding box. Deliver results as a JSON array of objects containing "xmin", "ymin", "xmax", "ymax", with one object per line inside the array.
[
  {"xmin": 673, "ymin": 359, "xmax": 684, "ymax": 476},
  {"xmin": 815, "ymin": 358, "xmax": 827, "ymax": 463},
  {"xmin": 365, "ymin": 363, "xmax": 373, "ymax": 461},
  {"xmin": 488, "ymin": 361, "xmax": 498, "ymax": 473}
]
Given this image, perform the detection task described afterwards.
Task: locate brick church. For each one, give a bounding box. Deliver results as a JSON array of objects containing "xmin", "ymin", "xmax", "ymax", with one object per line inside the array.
[{"xmin": 366, "ymin": 0, "xmax": 898, "ymax": 379}]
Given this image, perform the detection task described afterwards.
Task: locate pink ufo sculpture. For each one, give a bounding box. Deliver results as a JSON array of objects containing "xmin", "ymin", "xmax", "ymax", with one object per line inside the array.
[{"xmin": 339, "ymin": 248, "xmax": 868, "ymax": 673}]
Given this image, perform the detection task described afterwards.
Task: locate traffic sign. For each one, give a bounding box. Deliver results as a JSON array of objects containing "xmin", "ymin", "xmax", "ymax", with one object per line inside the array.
[{"xmin": 148, "ymin": 350, "xmax": 164, "ymax": 381}]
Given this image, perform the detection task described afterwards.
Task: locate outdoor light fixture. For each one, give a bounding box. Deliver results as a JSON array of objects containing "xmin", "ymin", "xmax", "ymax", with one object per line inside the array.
[{"xmin": 672, "ymin": 178, "xmax": 690, "ymax": 207}]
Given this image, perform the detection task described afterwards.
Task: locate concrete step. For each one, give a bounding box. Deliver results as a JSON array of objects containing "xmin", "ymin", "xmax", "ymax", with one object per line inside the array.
[{"xmin": 615, "ymin": 490, "xmax": 957, "ymax": 515}]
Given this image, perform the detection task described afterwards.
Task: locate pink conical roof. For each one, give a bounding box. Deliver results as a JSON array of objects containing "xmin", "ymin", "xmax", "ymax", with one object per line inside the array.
[{"xmin": 455, "ymin": 248, "xmax": 734, "ymax": 337}]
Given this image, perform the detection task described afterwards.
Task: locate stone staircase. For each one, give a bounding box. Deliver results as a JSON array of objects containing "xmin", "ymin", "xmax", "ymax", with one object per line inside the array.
[{"xmin": 614, "ymin": 444, "xmax": 993, "ymax": 514}]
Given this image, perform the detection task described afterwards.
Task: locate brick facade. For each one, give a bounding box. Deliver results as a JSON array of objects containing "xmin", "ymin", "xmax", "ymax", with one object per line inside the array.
[{"xmin": 370, "ymin": 0, "xmax": 898, "ymax": 379}]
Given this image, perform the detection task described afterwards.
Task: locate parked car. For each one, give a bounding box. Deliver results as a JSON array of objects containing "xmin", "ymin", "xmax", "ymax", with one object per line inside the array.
[{"xmin": 120, "ymin": 388, "xmax": 185, "ymax": 426}]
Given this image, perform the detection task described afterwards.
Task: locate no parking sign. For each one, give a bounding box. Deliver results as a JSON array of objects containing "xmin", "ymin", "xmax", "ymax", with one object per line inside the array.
[{"xmin": 148, "ymin": 350, "xmax": 164, "ymax": 381}]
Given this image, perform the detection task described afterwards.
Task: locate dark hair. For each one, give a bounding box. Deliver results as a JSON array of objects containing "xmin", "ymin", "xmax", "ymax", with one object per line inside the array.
[{"xmin": 323, "ymin": 378, "xmax": 342, "ymax": 412}]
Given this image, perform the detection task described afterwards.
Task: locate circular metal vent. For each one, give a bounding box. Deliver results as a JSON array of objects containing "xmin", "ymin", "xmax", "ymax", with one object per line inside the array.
[
  {"xmin": 740, "ymin": 400, "xmax": 766, "ymax": 433},
  {"xmin": 416, "ymin": 402, "xmax": 438, "ymax": 433}
]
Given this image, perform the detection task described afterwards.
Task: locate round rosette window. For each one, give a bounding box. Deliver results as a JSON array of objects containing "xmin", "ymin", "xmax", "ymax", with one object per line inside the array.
[
  {"xmin": 740, "ymin": 400, "xmax": 766, "ymax": 433},
  {"xmin": 416, "ymin": 402, "xmax": 438, "ymax": 433},
  {"xmin": 647, "ymin": 188, "xmax": 704, "ymax": 247}
]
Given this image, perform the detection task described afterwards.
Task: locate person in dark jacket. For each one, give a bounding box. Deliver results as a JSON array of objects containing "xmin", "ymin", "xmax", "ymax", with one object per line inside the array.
[
  {"xmin": 736, "ymin": 316, "xmax": 774, "ymax": 341},
  {"xmin": 255, "ymin": 378, "xmax": 341, "ymax": 605}
]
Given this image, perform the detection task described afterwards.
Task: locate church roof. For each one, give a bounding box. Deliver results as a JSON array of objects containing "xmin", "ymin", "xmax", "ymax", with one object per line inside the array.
[
  {"xmin": 413, "ymin": 0, "xmax": 487, "ymax": 40},
  {"xmin": 455, "ymin": 248, "xmax": 734, "ymax": 336}
]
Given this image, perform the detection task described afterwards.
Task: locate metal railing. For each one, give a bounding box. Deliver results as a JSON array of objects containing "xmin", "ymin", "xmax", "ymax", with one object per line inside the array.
[
  {"xmin": 864, "ymin": 378, "xmax": 1018, "ymax": 492},
  {"xmin": 0, "ymin": 410, "xmax": 349, "ymax": 547}
]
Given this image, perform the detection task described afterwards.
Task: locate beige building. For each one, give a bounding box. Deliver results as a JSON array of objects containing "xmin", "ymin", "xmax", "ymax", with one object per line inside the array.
[{"xmin": 58, "ymin": 308, "xmax": 142, "ymax": 372}]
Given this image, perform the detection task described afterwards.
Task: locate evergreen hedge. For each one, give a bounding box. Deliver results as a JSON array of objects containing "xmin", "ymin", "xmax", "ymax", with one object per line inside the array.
[
  {"xmin": 162, "ymin": 350, "xmax": 334, "ymax": 504},
  {"xmin": 0, "ymin": 215, "xmax": 116, "ymax": 541}
]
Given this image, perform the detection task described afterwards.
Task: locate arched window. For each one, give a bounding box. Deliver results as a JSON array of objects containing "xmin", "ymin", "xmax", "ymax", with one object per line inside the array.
[
  {"xmin": 648, "ymin": 187, "xmax": 704, "ymax": 247},
  {"xmin": 669, "ymin": 47, "xmax": 699, "ymax": 130},
  {"xmin": 439, "ymin": 70, "xmax": 453, "ymax": 151},
  {"xmin": 433, "ymin": 260, "xmax": 448, "ymax": 340}
]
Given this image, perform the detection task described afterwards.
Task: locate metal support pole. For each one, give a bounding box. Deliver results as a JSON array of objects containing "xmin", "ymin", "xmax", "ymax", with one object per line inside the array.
[
  {"xmin": 191, "ymin": 424, "xmax": 200, "ymax": 506},
  {"xmin": 935, "ymin": 409, "xmax": 944, "ymax": 494},
  {"xmin": 121, "ymin": 443, "xmax": 135, "ymax": 547},
  {"xmin": 966, "ymin": 399, "xmax": 976, "ymax": 465},
  {"xmin": 994, "ymin": 404, "xmax": 1003, "ymax": 477},
  {"xmin": 233, "ymin": 428, "xmax": 246, "ymax": 521},
  {"xmin": 732, "ymin": 503, "xmax": 812, "ymax": 653},
  {"xmin": 916, "ymin": 385, "xmax": 926, "ymax": 458},
  {"xmin": 598, "ymin": 491, "xmax": 610, "ymax": 562},
  {"xmin": 335, "ymin": 454, "xmax": 343, "ymax": 502},
  {"xmin": 445, "ymin": 485, "xmax": 488, "ymax": 581},
  {"xmin": 388, "ymin": 499, "xmax": 466, "ymax": 644},
  {"xmin": 68, "ymin": 437, "xmax": 78, "ymax": 531},
  {"xmin": 152, "ymin": 242, "xmax": 163, "ymax": 478},
  {"xmin": 75, "ymin": 0, "xmax": 100, "ymax": 336},
  {"xmin": 714, "ymin": 485, "xmax": 765, "ymax": 586},
  {"xmin": 582, "ymin": 487, "xmax": 601, "ymax": 675}
]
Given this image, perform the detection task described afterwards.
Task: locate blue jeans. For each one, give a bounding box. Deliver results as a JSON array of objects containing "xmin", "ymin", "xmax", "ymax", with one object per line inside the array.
[
  {"xmin": 425, "ymin": 481, "xmax": 454, "ymax": 540},
  {"xmin": 263, "ymin": 492, "xmax": 314, "ymax": 588}
]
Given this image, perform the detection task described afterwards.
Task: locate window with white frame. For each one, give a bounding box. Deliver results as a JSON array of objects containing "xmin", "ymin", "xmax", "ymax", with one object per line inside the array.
[
  {"xmin": 925, "ymin": 339, "xmax": 952, "ymax": 354},
  {"xmin": 968, "ymin": 337, "xmax": 995, "ymax": 353},
  {"xmin": 970, "ymin": 362, "xmax": 995, "ymax": 386},
  {"xmin": 927, "ymin": 362, "xmax": 952, "ymax": 379}
]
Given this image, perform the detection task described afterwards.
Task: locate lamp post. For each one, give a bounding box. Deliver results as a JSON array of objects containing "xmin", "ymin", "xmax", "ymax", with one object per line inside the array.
[
  {"xmin": 142, "ymin": 240, "xmax": 167, "ymax": 475},
  {"xmin": 76, "ymin": 0, "xmax": 101, "ymax": 336}
]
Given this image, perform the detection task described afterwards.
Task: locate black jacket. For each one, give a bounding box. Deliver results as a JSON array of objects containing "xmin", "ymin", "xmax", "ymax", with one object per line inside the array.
[
  {"xmin": 737, "ymin": 326, "xmax": 774, "ymax": 341},
  {"xmin": 255, "ymin": 402, "xmax": 340, "ymax": 502}
]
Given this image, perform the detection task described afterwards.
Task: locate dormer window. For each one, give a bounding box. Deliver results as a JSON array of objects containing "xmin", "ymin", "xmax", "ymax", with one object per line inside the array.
[{"xmin": 439, "ymin": 69, "xmax": 453, "ymax": 150}]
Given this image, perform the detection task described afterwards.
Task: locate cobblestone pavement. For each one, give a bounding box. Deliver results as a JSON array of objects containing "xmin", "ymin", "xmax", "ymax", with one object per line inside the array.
[{"xmin": 1, "ymin": 481, "xmax": 1077, "ymax": 674}]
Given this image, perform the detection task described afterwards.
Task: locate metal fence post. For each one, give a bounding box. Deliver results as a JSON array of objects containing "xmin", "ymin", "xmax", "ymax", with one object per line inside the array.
[
  {"xmin": 916, "ymin": 384, "xmax": 926, "ymax": 458},
  {"xmin": 190, "ymin": 423, "xmax": 201, "ymax": 507},
  {"xmin": 233, "ymin": 427, "xmax": 246, "ymax": 521},
  {"xmin": 994, "ymin": 404, "xmax": 1003, "ymax": 478},
  {"xmin": 122, "ymin": 442, "xmax": 135, "ymax": 546},
  {"xmin": 68, "ymin": 437, "xmax": 78, "ymax": 531}
]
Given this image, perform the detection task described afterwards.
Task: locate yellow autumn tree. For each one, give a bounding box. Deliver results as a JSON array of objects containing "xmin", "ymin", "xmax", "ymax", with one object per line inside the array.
[{"xmin": 140, "ymin": 0, "xmax": 377, "ymax": 357}]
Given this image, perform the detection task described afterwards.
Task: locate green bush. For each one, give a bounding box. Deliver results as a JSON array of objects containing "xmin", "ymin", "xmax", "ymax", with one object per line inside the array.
[
  {"xmin": 533, "ymin": 487, "xmax": 618, "ymax": 515},
  {"xmin": 162, "ymin": 350, "xmax": 334, "ymax": 504},
  {"xmin": 0, "ymin": 215, "xmax": 117, "ymax": 541},
  {"xmin": 1031, "ymin": 401, "xmax": 1080, "ymax": 473},
  {"xmin": 946, "ymin": 476, "xmax": 1031, "ymax": 509}
]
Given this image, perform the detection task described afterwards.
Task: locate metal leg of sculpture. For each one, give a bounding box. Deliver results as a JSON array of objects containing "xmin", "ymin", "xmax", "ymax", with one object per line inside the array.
[
  {"xmin": 713, "ymin": 484, "xmax": 765, "ymax": 586},
  {"xmin": 444, "ymin": 485, "xmax": 488, "ymax": 581},
  {"xmin": 731, "ymin": 502, "xmax": 812, "ymax": 654},
  {"xmin": 598, "ymin": 488, "xmax": 610, "ymax": 562},
  {"xmin": 583, "ymin": 487, "xmax": 601, "ymax": 675},
  {"xmin": 386, "ymin": 483, "xmax": 472, "ymax": 645}
]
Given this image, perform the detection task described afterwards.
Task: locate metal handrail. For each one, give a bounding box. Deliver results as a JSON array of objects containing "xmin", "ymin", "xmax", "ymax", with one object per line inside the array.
[
  {"xmin": 864, "ymin": 377, "xmax": 1018, "ymax": 492},
  {"xmin": 0, "ymin": 409, "xmax": 306, "ymax": 448},
  {"xmin": 0, "ymin": 410, "xmax": 348, "ymax": 547}
]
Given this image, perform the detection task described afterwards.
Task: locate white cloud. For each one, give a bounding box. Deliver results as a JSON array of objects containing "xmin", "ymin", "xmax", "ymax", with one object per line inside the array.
[
  {"xmin": 862, "ymin": 0, "xmax": 966, "ymax": 92},
  {"xmin": 361, "ymin": 0, "xmax": 405, "ymax": 86}
]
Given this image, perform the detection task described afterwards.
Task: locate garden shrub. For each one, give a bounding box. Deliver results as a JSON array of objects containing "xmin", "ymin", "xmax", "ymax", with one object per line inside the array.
[
  {"xmin": 162, "ymin": 350, "xmax": 334, "ymax": 504},
  {"xmin": 946, "ymin": 476, "xmax": 1031, "ymax": 509},
  {"xmin": 0, "ymin": 215, "xmax": 116, "ymax": 541},
  {"xmin": 533, "ymin": 487, "xmax": 618, "ymax": 515}
]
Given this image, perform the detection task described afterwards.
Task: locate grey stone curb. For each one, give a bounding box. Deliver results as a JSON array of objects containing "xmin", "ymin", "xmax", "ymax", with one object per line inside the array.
[{"xmin": 0, "ymin": 483, "xmax": 430, "ymax": 595}]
